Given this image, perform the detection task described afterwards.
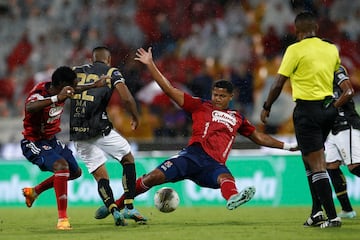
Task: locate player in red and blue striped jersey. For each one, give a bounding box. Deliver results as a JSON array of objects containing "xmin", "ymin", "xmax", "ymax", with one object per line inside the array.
[{"xmin": 21, "ymin": 66, "xmax": 105, "ymax": 230}]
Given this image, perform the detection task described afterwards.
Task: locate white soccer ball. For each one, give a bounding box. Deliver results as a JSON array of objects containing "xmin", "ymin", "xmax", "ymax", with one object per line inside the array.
[{"xmin": 154, "ymin": 187, "xmax": 180, "ymax": 213}]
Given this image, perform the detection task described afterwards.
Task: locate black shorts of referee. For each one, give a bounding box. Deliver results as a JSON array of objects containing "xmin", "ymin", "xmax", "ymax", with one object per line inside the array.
[{"xmin": 293, "ymin": 97, "xmax": 337, "ymax": 155}]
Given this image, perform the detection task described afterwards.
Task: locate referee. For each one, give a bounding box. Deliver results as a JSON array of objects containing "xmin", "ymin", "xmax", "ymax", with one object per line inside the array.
[{"xmin": 260, "ymin": 11, "xmax": 342, "ymax": 228}]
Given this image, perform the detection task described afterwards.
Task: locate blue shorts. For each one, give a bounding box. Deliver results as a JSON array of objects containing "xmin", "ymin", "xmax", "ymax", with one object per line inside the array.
[
  {"xmin": 156, "ymin": 144, "xmax": 231, "ymax": 189},
  {"xmin": 20, "ymin": 137, "xmax": 79, "ymax": 173}
]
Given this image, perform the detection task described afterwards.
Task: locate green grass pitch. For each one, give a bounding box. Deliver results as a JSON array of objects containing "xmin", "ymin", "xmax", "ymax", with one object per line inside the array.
[{"xmin": 1, "ymin": 206, "xmax": 359, "ymax": 240}]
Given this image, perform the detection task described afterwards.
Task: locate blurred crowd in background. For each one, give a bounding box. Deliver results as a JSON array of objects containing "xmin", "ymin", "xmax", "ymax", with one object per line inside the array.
[{"xmin": 1, "ymin": 0, "xmax": 360, "ymax": 153}]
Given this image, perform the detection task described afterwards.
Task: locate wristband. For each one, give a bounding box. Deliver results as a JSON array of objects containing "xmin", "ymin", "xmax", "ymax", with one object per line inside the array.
[
  {"xmin": 50, "ymin": 95, "xmax": 58, "ymax": 103},
  {"xmin": 283, "ymin": 142, "xmax": 297, "ymax": 150},
  {"xmin": 263, "ymin": 101, "xmax": 271, "ymax": 111}
]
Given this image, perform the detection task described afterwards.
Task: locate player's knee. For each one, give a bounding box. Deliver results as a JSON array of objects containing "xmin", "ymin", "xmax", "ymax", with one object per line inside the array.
[
  {"xmin": 218, "ymin": 173, "xmax": 234, "ymax": 183},
  {"xmin": 98, "ymin": 178, "xmax": 110, "ymax": 188},
  {"xmin": 326, "ymin": 160, "xmax": 341, "ymax": 169},
  {"xmin": 53, "ymin": 159, "xmax": 69, "ymax": 171},
  {"xmin": 70, "ymin": 167, "xmax": 82, "ymax": 180},
  {"xmin": 121, "ymin": 153, "xmax": 135, "ymax": 165}
]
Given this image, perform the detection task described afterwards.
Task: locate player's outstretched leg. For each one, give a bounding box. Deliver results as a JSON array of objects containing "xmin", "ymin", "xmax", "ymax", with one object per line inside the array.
[
  {"xmin": 94, "ymin": 205, "xmax": 111, "ymax": 219},
  {"xmin": 226, "ymin": 186, "xmax": 256, "ymax": 210},
  {"xmin": 112, "ymin": 209, "xmax": 126, "ymax": 226},
  {"xmin": 22, "ymin": 187, "xmax": 38, "ymax": 208},
  {"xmin": 123, "ymin": 207, "xmax": 147, "ymax": 224}
]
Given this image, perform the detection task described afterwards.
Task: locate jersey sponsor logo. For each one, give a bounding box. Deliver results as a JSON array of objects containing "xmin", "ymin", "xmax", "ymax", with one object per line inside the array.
[
  {"xmin": 212, "ymin": 111, "xmax": 236, "ymax": 125},
  {"xmin": 72, "ymin": 126, "xmax": 90, "ymax": 133},
  {"xmin": 212, "ymin": 110, "xmax": 236, "ymax": 132}
]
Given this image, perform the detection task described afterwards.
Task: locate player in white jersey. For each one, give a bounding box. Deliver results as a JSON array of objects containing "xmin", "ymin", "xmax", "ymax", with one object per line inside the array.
[{"xmin": 325, "ymin": 65, "xmax": 360, "ymax": 219}]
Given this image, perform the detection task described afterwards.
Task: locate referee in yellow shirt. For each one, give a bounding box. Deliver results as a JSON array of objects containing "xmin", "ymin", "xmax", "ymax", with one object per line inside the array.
[{"xmin": 261, "ymin": 11, "xmax": 342, "ymax": 228}]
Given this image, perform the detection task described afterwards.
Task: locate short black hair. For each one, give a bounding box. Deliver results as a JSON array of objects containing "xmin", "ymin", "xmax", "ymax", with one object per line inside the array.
[
  {"xmin": 92, "ymin": 46, "xmax": 110, "ymax": 54},
  {"xmin": 51, "ymin": 66, "xmax": 77, "ymax": 87},
  {"xmin": 295, "ymin": 11, "xmax": 317, "ymax": 32},
  {"xmin": 213, "ymin": 80, "xmax": 234, "ymax": 93}
]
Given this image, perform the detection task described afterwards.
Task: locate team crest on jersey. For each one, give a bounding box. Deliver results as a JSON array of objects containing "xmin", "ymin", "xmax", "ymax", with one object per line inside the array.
[{"xmin": 49, "ymin": 106, "xmax": 63, "ymax": 117}]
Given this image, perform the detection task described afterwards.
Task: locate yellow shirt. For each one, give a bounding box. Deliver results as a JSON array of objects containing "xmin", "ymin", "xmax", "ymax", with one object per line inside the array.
[{"xmin": 278, "ymin": 37, "xmax": 340, "ymax": 101}]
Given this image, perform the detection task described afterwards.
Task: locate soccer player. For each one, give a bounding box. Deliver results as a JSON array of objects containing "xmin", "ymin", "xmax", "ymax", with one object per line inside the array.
[
  {"xmin": 325, "ymin": 65, "xmax": 360, "ymax": 219},
  {"xmin": 21, "ymin": 66, "xmax": 105, "ymax": 230},
  {"xmin": 70, "ymin": 46, "xmax": 146, "ymax": 226},
  {"xmin": 261, "ymin": 11, "xmax": 343, "ymax": 228},
  {"xmin": 93, "ymin": 47, "xmax": 297, "ymax": 220}
]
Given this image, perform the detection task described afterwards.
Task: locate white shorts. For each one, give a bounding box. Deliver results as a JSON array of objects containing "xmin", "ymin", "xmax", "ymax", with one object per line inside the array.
[
  {"xmin": 325, "ymin": 127, "xmax": 360, "ymax": 165},
  {"xmin": 74, "ymin": 129, "xmax": 131, "ymax": 173}
]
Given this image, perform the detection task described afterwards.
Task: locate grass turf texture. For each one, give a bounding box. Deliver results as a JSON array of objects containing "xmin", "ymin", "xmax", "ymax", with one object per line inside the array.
[{"xmin": 1, "ymin": 206, "xmax": 359, "ymax": 240}]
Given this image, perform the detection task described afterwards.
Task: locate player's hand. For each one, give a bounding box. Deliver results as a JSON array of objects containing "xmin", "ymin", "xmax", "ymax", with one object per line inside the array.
[
  {"xmin": 130, "ymin": 117, "xmax": 139, "ymax": 130},
  {"xmin": 283, "ymin": 142, "xmax": 299, "ymax": 151},
  {"xmin": 135, "ymin": 47, "xmax": 153, "ymax": 65},
  {"xmin": 260, "ymin": 109, "xmax": 270, "ymax": 124},
  {"xmin": 289, "ymin": 146, "xmax": 300, "ymax": 152},
  {"xmin": 289, "ymin": 145, "xmax": 299, "ymax": 151},
  {"xmin": 58, "ymin": 86, "xmax": 75, "ymax": 102},
  {"xmin": 94, "ymin": 75, "xmax": 110, "ymax": 88}
]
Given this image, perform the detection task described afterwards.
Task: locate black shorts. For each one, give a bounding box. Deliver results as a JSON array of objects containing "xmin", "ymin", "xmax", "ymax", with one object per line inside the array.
[{"xmin": 293, "ymin": 99, "xmax": 337, "ymax": 155}]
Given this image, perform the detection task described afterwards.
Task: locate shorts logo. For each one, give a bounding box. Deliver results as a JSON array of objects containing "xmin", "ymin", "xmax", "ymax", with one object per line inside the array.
[
  {"xmin": 42, "ymin": 145, "xmax": 52, "ymax": 150},
  {"xmin": 160, "ymin": 160, "xmax": 173, "ymax": 171}
]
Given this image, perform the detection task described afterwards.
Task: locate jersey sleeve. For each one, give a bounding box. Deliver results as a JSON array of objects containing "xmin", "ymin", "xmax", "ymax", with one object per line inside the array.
[
  {"xmin": 27, "ymin": 93, "xmax": 44, "ymax": 103},
  {"xmin": 26, "ymin": 83, "xmax": 46, "ymax": 103},
  {"xmin": 278, "ymin": 45, "xmax": 298, "ymax": 77},
  {"xmin": 334, "ymin": 65, "xmax": 349, "ymax": 86},
  {"xmin": 182, "ymin": 93, "xmax": 202, "ymax": 113},
  {"xmin": 108, "ymin": 67, "xmax": 125, "ymax": 87},
  {"xmin": 237, "ymin": 116, "xmax": 256, "ymax": 137}
]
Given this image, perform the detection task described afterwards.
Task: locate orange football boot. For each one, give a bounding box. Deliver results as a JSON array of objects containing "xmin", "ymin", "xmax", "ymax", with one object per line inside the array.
[{"xmin": 22, "ymin": 187, "xmax": 37, "ymax": 208}]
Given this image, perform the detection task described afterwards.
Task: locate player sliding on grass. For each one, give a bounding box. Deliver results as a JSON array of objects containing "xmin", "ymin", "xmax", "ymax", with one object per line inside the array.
[{"xmin": 94, "ymin": 47, "xmax": 298, "ymax": 219}]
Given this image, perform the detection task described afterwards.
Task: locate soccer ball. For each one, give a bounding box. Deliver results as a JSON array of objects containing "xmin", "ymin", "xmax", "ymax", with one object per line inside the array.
[{"xmin": 154, "ymin": 187, "xmax": 180, "ymax": 213}]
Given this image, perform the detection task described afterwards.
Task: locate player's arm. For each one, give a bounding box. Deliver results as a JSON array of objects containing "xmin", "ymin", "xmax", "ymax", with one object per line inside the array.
[
  {"xmin": 115, "ymin": 82, "xmax": 140, "ymax": 130},
  {"xmin": 74, "ymin": 75, "xmax": 108, "ymax": 93},
  {"xmin": 333, "ymin": 79, "xmax": 354, "ymax": 108},
  {"xmin": 260, "ymin": 74, "xmax": 288, "ymax": 124},
  {"xmin": 26, "ymin": 86, "xmax": 74, "ymax": 113},
  {"xmin": 248, "ymin": 129, "xmax": 298, "ymax": 151},
  {"xmin": 135, "ymin": 47, "xmax": 184, "ymax": 107}
]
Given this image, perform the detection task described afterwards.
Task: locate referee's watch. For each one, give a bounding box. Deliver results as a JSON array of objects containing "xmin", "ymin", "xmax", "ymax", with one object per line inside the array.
[{"xmin": 263, "ymin": 102, "xmax": 271, "ymax": 111}]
